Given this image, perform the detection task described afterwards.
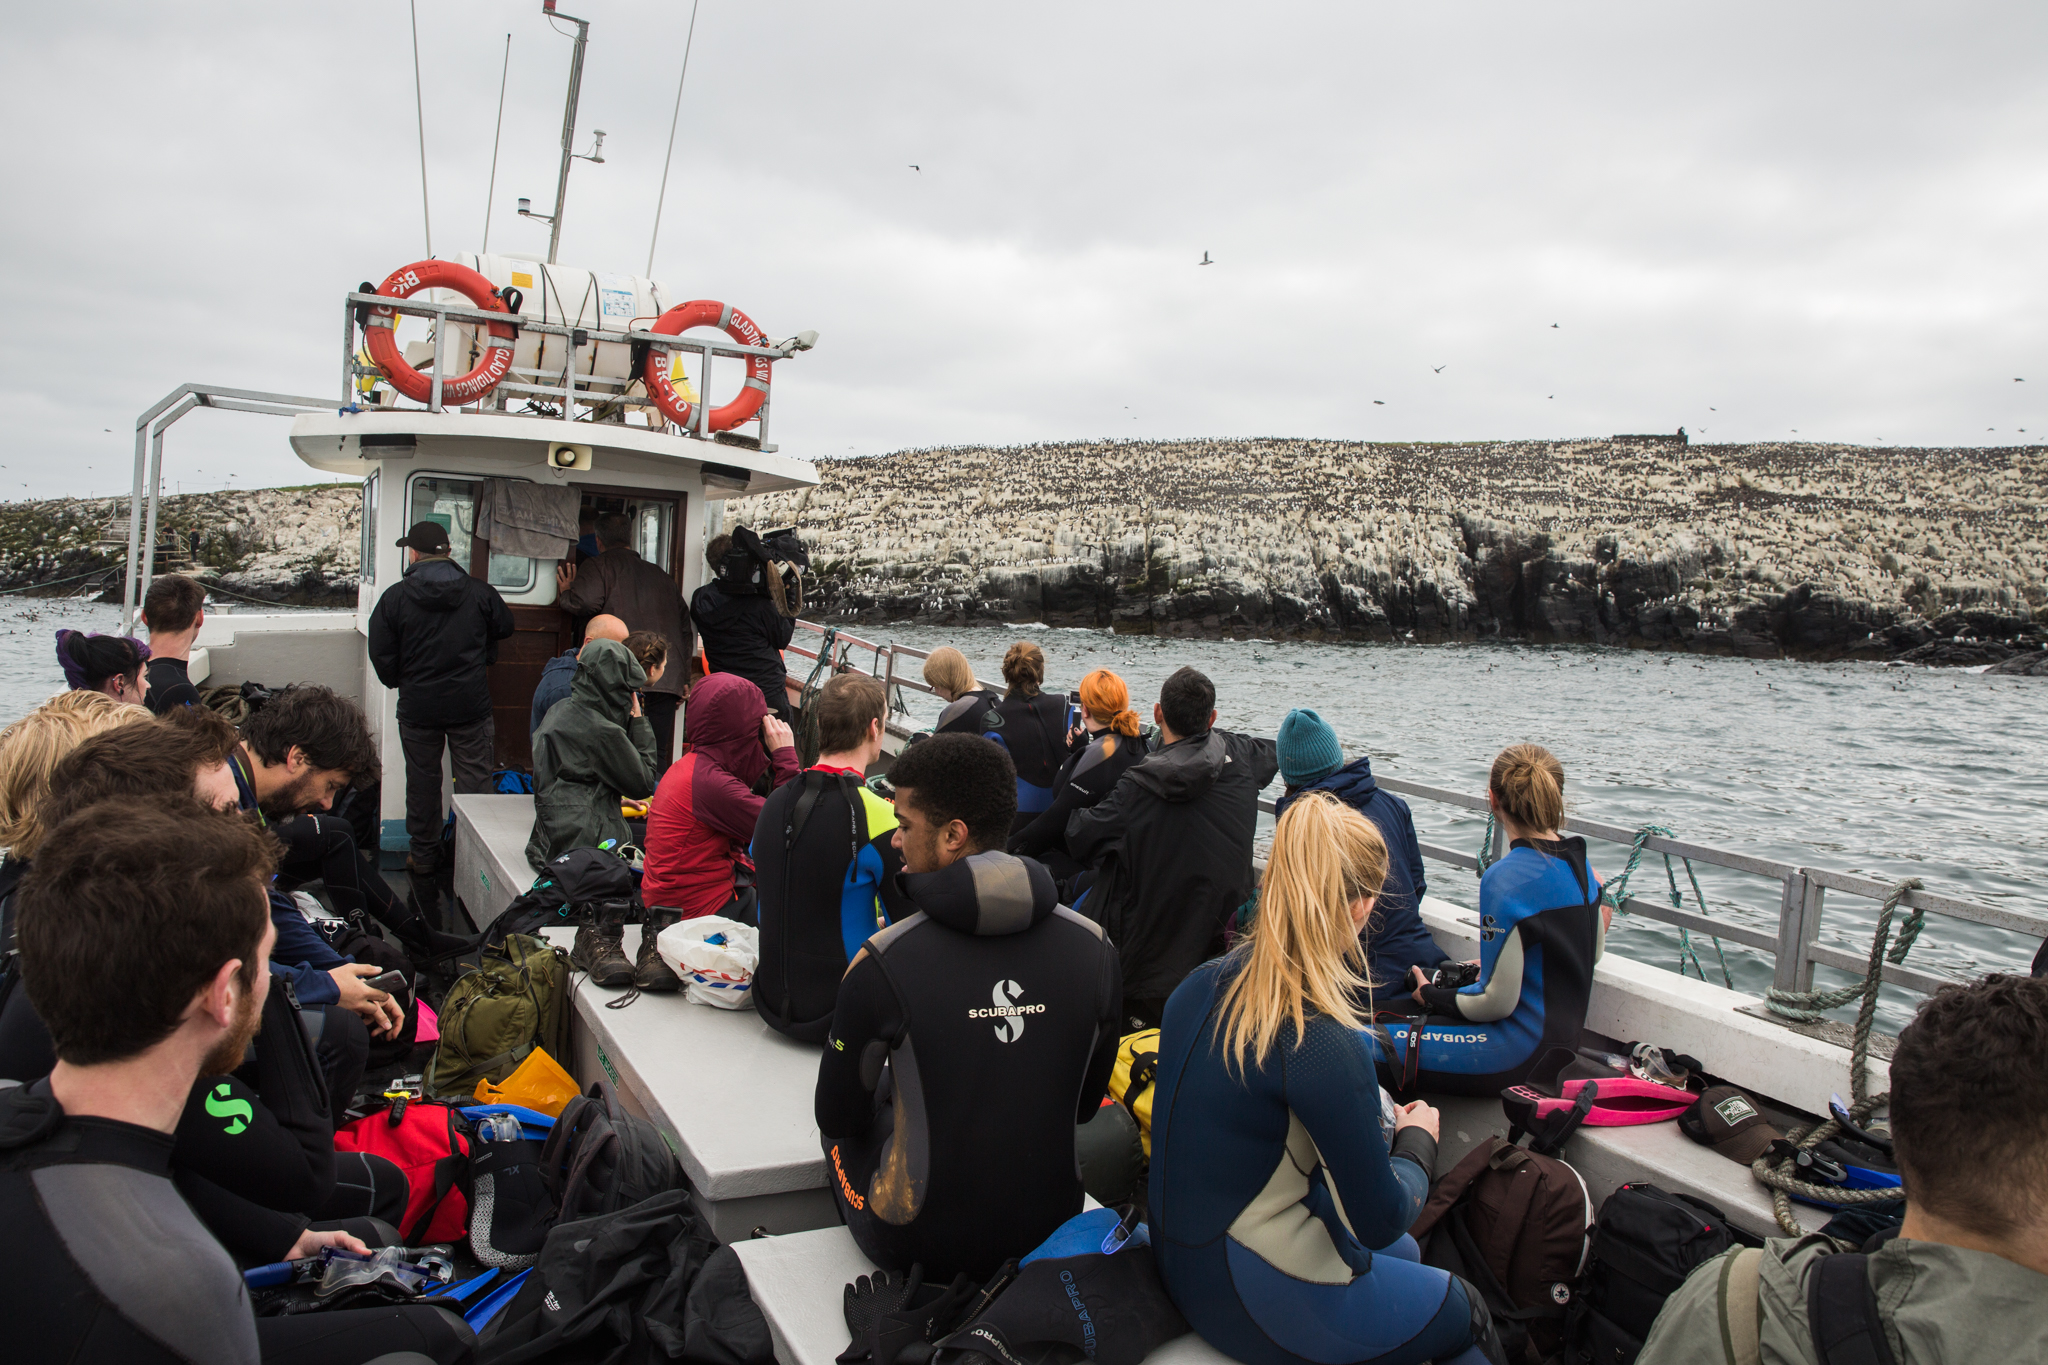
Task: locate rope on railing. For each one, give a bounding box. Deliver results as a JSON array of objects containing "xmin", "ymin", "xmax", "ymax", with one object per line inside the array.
[
  {"xmin": 1752, "ymin": 875, "xmax": 1924, "ymax": 1234},
  {"xmin": 794, "ymin": 624, "xmax": 838, "ymax": 767},
  {"xmin": 1475, "ymin": 811, "xmax": 1497, "ymax": 877},
  {"xmin": 1599, "ymin": 825, "xmax": 1733, "ymax": 988}
]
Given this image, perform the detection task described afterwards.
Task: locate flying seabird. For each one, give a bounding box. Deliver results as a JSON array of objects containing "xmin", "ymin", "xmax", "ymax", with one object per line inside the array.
[
  {"xmin": 1199, "ymin": 252, "xmax": 1213, "ymax": 266},
  {"xmin": 1550, "ymin": 323, "xmax": 1559, "ymax": 329},
  {"xmin": 1432, "ymin": 365, "xmax": 1445, "ymax": 374},
  {"xmin": 1372, "ymin": 400, "xmax": 1384, "ymax": 405},
  {"xmin": 909, "ymin": 165, "xmax": 920, "ymax": 172}
]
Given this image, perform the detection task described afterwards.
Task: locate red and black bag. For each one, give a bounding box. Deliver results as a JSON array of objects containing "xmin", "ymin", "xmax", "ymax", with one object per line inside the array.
[{"xmin": 334, "ymin": 1101, "xmax": 471, "ymax": 1244}]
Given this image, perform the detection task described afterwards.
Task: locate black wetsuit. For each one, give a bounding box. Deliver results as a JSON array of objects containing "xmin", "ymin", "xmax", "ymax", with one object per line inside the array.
[
  {"xmin": 0, "ymin": 1081, "xmax": 474, "ymax": 1365},
  {"xmin": 1008, "ymin": 728, "xmax": 1148, "ymax": 882},
  {"xmin": 988, "ymin": 691, "xmax": 1070, "ymax": 826},
  {"xmin": 816, "ymin": 851, "xmax": 1123, "ymax": 1281},
  {"xmin": 144, "ymin": 656, "xmax": 203, "ymax": 714},
  {"xmin": 933, "ymin": 688, "xmax": 1001, "ymax": 738},
  {"xmin": 0, "ymin": 967, "xmax": 405, "ymax": 1264}
]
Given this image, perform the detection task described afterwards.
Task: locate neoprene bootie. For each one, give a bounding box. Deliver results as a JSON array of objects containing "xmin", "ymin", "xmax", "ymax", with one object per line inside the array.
[
  {"xmin": 572, "ymin": 922, "xmax": 635, "ymax": 988},
  {"xmin": 634, "ymin": 911, "xmax": 682, "ymax": 992}
]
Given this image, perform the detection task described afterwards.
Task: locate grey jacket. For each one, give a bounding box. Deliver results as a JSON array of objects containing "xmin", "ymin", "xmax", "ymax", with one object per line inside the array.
[
  {"xmin": 1638, "ymin": 1234, "xmax": 2048, "ymax": 1365},
  {"xmin": 525, "ymin": 639, "xmax": 658, "ymax": 871}
]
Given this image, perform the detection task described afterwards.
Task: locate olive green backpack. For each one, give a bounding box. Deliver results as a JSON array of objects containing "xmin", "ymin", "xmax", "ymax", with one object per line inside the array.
[{"xmin": 422, "ymin": 933, "xmax": 572, "ymax": 1101}]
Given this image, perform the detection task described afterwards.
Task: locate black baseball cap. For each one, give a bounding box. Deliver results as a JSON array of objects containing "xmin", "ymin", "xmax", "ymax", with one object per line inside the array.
[
  {"xmin": 1678, "ymin": 1085, "xmax": 1784, "ymax": 1165},
  {"xmin": 395, "ymin": 520, "xmax": 452, "ymax": 554}
]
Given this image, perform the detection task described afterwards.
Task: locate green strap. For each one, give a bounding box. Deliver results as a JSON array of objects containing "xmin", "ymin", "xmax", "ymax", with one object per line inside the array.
[{"xmin": 1718, "ymin": 1246, "xmax": 1765, "ymax": 1365}]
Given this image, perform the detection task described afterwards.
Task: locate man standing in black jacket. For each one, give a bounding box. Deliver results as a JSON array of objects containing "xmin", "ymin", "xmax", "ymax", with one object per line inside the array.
[
  {"xmin": 690, "ymin": 531, "xmax": 798, "ymax": 724},
  {"xmin": 368, "ymin": 520, "xmax": 515, "ymax": 876},
  {"xmin": 1065, "ymin": 666, "xmax": 1278, "ymax": 1028}
]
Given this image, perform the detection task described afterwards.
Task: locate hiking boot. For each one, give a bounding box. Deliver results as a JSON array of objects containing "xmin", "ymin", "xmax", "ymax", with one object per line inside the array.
[
  {"xmin": 634, "ymin": 911, "xmax": 682, "ymax": 993},
  {"xmin": 572, "ymin": 922, "xmax": 635, "ymax": 988},
  {"xmin": 405, "ymin": 852, "xmax": 440, "ymax": 877}
]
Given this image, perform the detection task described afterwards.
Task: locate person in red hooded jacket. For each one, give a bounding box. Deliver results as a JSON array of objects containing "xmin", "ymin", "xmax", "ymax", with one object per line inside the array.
[{"xmin": 637, "ymin": 674, "xmax": 799, "ymax": 990}]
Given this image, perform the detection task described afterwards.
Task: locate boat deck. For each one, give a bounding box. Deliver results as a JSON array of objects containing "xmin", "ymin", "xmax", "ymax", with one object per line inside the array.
[{"xmin": 451, "ymin": 792, "xmax": 1846, "ymax": 1365}]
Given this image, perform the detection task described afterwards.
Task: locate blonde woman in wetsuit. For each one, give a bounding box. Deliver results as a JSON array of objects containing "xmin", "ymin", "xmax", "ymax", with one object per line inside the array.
[{"xmin": 1147, "ymin": 794, "xmax": 1505, "ymax": 1365}]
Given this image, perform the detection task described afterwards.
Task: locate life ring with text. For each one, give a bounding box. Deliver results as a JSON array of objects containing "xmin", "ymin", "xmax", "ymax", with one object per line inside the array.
[
  {"xmin": 363, "ymin": 260, "xmax": 517, "ymax": 406},
  {"xmin": 641, "ymin": 300, "xmax": 772, "ymax": 432}
]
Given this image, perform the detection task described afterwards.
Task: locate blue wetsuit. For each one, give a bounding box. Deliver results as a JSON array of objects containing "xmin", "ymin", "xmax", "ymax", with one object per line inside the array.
[
  {"xmin": 1150, "ymin": 959, "xmax": 1494, "ymax": 1365},
  {"xmin": 1374, "ymin": 837, "xmax": 1604, "ymax": 1096},
  {"xmin": 1275, "ymin": 758, "xmax": 1438, "ymax": 990}
]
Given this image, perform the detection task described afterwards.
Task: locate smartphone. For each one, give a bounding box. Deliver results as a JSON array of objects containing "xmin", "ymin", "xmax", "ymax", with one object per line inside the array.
[{"xmin": 364, "ymin": 969, "xmax": 410, "ymax": 1001}]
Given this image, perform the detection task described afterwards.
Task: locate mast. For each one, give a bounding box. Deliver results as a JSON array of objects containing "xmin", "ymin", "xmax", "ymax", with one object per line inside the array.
[{"xmin": 543, "ymin": 1, "xmax": 590, "ymax": 264}]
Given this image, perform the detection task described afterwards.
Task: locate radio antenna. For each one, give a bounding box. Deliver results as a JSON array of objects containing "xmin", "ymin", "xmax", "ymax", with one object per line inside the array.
[
  {"xmin": 409, "ymin": 0, "xmax": 433, "ymax": 256},
  {"xmin": 481, "ymin": 33, "xmax": 511, "ymax": 253},
  {"xmin": 646, "ymin": 0, "xmax": 701, "ymax": 277}
]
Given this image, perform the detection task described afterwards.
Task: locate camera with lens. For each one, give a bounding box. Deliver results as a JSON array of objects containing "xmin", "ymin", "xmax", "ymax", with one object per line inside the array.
[
  {"xmin": 1430, "ymin": 960, "xmax": 1481, "ymax": 990},
  {"xmin": 717, "ymin": 524, "xmax": 809, "ymax": 596}
]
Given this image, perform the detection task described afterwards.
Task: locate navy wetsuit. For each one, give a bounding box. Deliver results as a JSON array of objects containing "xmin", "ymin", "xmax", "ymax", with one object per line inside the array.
[
  {"xmin": 1008, "ymin": 728, "xmax": 1147, "ymax": 882},
  {"xmin": 1149, "ymin": 959, "xmax": 1493, "ymax": 1365},
  {"xmin": 1374, "ymin": 837, "xmax": 1604, "ymax": 1096}
]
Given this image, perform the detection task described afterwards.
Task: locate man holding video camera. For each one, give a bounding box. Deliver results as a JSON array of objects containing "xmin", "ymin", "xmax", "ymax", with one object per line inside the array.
[{"xmin": 690, "ymin": 525, "xmax": 807, "ymax": 726}]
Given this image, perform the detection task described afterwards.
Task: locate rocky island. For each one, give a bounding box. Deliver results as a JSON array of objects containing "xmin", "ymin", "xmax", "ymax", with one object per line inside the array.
[
  {"xmin": 727, "ymin": 437, "xmax": 2048, "ymax": 669},
  {"xmin": 2, "ymin": 439, "xmax": 2041, "ymax": 668}
]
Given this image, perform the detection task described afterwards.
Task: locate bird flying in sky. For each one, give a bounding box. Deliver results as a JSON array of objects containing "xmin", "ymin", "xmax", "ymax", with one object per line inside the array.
[
  {"xmin": 1198, "ymin": 251, "xmax": 1212, "ymax": 265},
  {"xmin": 908, "ymin": 164, "xmax": 920, "ymax": 172},
  {"xmin": 1432, "ymin": 365, "xmax": 1445, "ymax": 374}
]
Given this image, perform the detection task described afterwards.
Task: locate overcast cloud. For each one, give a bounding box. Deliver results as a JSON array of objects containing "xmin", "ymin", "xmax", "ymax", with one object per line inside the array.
[{"xmin": 3, "ymin": 2, "xmax": 2045, "ymax": 501}]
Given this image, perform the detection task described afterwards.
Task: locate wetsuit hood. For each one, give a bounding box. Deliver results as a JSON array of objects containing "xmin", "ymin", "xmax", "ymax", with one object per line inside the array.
[
  {"xmin": 567, "ymin": 638, "xmax": 647, "ymax": 728},
  {"xmin": 400, "ymin": 554, "xmax": 471, "ymax": 610},
  {"xmin": 899, "ymin": 850, "xmax": 1057, "ymax": 936},
  {"xmin": 682, "ymin": 672, "xmax": 770, "ymax": 789},
  {"xmin": 1126, "ymin": 730, "xmax": 1226, "ymax": 803}
]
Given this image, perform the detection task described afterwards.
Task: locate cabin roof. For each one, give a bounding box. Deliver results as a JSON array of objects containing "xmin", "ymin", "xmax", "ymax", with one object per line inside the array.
[{"xmin": 287, "ymin": 408, "xmax": 820, "ymax": 497}]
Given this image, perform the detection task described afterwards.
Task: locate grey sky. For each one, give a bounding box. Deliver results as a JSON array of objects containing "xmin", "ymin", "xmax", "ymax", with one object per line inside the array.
[{"xmin": 4, "ymin": 2, "xmax": 2044, "ymax": 501}]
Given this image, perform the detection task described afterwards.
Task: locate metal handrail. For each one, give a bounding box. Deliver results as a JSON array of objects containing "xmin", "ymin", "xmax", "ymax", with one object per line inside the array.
[
  {"xmin": 341, "ymin": 290, "xmax": 803, "ymax": 448},
  {"xmin": 779, "ymin": 620, "xmax": 2047, "ymax": 1001}
]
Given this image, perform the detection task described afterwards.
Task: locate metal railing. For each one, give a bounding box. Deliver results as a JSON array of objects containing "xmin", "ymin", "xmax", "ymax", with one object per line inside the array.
[
  {"xmin": 342, "ymin": 291, "xmax": 805, "ymax": 453},
  {"xmin": 777, "ymin": 619, "xmax": 2048, "ymax": 1004}
]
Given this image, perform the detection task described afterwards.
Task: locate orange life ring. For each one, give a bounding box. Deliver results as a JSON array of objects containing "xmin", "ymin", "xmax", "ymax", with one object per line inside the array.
[
  {"xmin": 641, "ymin": 300, "xmax": 772, "ymax": 432},
  {"xmin": 363, "ymin": 260, "xmax": 516, "ymax": 406}
]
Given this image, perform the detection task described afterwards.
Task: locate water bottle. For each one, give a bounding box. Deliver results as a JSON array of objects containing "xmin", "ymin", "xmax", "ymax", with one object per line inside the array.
[{"xmin": 476, "ymin": 1113, "xmax": 521, "ymax": 1143}]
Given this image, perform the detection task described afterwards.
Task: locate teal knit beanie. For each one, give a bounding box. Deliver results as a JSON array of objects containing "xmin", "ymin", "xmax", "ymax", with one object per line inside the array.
[{"xmin": 1276, "ymin": 708, "xmax": 1344, "ymax": 787}]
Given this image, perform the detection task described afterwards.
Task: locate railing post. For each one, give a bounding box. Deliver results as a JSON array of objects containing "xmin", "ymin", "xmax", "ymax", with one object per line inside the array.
[
  {"xmin": 1773, "ymin": 871, "xmax": 1822, "ymax": 994},
  {"xmin": 1490, "ymin": 818, "xmax": 1508, "ymax": 867}
]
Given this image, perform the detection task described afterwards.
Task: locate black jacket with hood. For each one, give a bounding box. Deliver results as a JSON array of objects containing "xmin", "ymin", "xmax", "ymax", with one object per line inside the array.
[
  {"xmin": 689, "ymin": 577, "xmax": 796, "ymax": 712},
  {"xmin": 815, "ymin": 850, "xmax": 1122, "ymax": 1280},
  {"xmin": 367, "ymin": 555, "xmax": 516, "ymax": 728},
  {"xmin": 1065, "ymin": 727, "xmax": 1279, "ymax": 1002}
]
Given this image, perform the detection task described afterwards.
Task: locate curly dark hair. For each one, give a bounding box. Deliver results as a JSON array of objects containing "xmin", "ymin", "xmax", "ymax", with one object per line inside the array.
[
  {"xmin": 1890, "ymin": 973, "xmax": 2048, "ymax": 1237},
  {"xmin": 887, "ymin": 732, "xmax": 1016, "ymax": 854},
  {"xmin": 18, "ymin": 798, "xmax": 275, "ymax": 1066},
  {"xmin": 241, "ymin": 685, "xmax": 381, "ymax": 784}
]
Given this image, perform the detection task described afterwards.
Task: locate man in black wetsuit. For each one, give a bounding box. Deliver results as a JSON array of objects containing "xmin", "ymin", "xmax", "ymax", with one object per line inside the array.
[
  {"xmin": 816, "ymin": 734, "xmax": 1122, "ymax": 1281},
  {"xmin": 0, "ymin": 798, "xmax": 472, "ymax": 1364},
  {"xmin": 141, "ymin": 573, "xmax": 208, "ymax": 714}
]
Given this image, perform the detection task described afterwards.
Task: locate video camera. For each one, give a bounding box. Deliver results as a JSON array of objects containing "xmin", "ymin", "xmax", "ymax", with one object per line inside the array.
[{"xmin": 718, "ymin": 524, "xmax": 810, "ymax": 596}]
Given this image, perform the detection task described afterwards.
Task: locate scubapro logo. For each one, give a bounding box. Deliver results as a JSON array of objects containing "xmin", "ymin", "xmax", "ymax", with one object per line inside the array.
[
  {"xmin": 971, "ymin": 980, "xmax": 1043, "ymax": 1043},
  {"xmin": 206, "ymin": 1082, "xmax": 252, "ymax": 1136}
]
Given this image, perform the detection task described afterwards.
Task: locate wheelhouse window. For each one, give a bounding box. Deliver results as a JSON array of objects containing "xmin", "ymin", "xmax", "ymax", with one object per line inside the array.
[{"xmin": 405, "ymin": 474, "xmax": 537, "ymax": 592}]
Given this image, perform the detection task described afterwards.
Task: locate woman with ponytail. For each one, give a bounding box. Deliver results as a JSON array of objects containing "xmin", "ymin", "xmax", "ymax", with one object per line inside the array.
[
  {"xmin": 1372, "ymin": 742, "xmax": 1606, "ymax": 1095},
  {"xmin": 1148, "ymin": 794, "xmax": 1505, "ymax": 1365},
  {"xmin": 1007, "ymin": 668, "xmax": 1147, "ymax": 880},
  {"xmin": 54, "ymin": 629, "xmax": 149, "ymax": 704}
]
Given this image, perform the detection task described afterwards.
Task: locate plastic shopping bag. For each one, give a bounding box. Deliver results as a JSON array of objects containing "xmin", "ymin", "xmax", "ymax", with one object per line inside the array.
[
  {"xmin": 656, "ymin": 915, "xmax": 760, "ymax": 1010},
  {"xmin": 472, "ymin": 1046, "xmax": 579, "ymax": 1117}
]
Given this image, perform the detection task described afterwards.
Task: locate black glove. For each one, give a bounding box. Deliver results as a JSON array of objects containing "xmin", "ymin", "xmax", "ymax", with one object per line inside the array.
[
  {"xmin": 873, "ymin": 1271, "xmax": 977, "ymax": 1365},
  {"xmin": 839, "ymin": 1269, "xmax": 919, "ymax": 1365}
]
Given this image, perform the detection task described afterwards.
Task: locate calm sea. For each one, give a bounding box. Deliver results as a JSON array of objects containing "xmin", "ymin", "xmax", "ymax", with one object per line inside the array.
[{"xmin": 7, "ymin": 598, "xmax": 2040, "ymax": 1031}]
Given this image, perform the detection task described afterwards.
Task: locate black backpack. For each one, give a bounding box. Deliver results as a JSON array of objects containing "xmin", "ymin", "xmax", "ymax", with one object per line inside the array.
[
  {"xmin": 540, "ymin": 1080, "xmax": 680, "ymax": 1222},
  {"xmin": 1566, "ymin": 1182, "xmax": 1760, "ymax": 1364},
  {"xmin": 478, "ymin": 847, "xmax": 645, "ymax": 948},
  {"xmin": 477, "ymin": 1187, "xmax": 718, "ymax": 1365}
]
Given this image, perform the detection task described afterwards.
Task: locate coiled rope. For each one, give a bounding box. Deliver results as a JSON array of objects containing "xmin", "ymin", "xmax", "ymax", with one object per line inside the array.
[
  {"xmin": 794, "ymin": 625, "xmax": 839, "ymax": 767},
  {"xmin": 1750, "ymin": 875, "xmax": 1924, "ymax": 1235}
]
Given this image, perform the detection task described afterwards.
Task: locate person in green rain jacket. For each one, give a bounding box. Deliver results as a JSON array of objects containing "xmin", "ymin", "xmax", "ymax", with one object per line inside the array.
[{"xmin": 526, "ymin": 638, "xmax": 659, "ymax": 983}]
